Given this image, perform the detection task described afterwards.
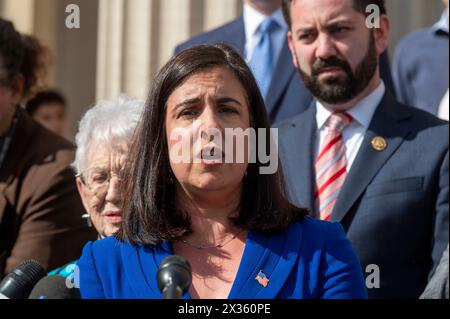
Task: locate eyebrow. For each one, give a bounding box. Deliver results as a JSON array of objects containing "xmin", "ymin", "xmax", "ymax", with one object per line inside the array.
[
  {"xmin": 325, "ymin": 20, "xmax": 353, "ymax": 29},
  {"xmin": 174, "ymin": 96, "xmax": 242, "ymax": 110},
  {"xmin": 174, "ymin": 97, "xmax": 201, "ymax": 111},
  {"xmin": 295, "ymin": 27, "xmax": 316, "ymax": 35},
  {"xmin": 295, "ymin": 19, "xmax": 353, "ymax": 35},
  {"xmin": 216, "ymin": 96, "xmax": 242, "ymax": 107}
]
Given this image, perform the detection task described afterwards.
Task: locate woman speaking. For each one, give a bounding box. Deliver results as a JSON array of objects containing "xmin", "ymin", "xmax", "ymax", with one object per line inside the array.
[{"xmin": 77, "ymin": 44, "xmax": 367, "ymax": 299}]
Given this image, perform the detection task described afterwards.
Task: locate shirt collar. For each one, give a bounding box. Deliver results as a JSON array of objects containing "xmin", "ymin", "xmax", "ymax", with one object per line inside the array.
[
  {"xmin": 316, "ymin": 81, "xmax": 386, "ymax": 131},
  {"xmin": 243, "ymin": 4, "xmax": 287, "ymax": 40},
  {"xmin": 432, "ymin": 8, "xmax": 449, "ymax": 34}
]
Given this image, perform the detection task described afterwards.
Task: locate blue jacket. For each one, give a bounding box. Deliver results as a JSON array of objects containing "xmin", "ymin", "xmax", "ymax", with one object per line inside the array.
[{"xmin": 77, "ymin": 217, "xmax": 368, "ymax": 299}]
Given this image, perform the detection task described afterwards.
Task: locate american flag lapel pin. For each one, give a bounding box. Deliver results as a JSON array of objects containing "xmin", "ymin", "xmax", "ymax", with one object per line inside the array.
[{"xmin": 255, "ymin": 270, "xmax": 269, "ymax": 288}]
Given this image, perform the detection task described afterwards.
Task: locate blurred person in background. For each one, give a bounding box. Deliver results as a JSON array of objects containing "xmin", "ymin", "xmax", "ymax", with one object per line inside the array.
[
  {"xmin": 175, "ymin": 0, "xmax": 395, "ymax": 124},
  {"xmin": 420, "ymin": 244, "xmax": 449, "ymax": 299},
  {"xmin": 393, "ymin": 0, "xmax": 449, "ymax": 115},
  {"xmin": 49, "ymin": 95, "xmax": 144, "ymax": 277},
  {"xmin": 0, "ymin": 18, "xmax": 96, "ymax": 279},
  {"xmin": 25, "ymin": 89, "xmax": 68, "ymax": 137}
]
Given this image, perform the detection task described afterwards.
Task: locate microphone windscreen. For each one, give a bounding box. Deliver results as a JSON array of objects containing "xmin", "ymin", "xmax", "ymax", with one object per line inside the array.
[
  {"xmin": 28, "ymin": 275, "xmax": 80, "ymax": 299},
  {"xmin": 157, "ymin": 255, "xmax": 192, "ymax": 294},
  {"xmin": 0, "ymin": 260, "xmax": 46, "ymax": 299}
]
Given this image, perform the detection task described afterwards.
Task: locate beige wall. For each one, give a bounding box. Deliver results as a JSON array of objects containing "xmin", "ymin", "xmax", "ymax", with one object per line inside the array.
[{"xmin": 1, "ymin": 0, "xmax": 446, "ymax": 140}]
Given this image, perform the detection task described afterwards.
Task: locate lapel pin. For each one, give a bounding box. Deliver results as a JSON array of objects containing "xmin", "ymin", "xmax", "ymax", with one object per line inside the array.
[
  {"xmin": 371, "ymin": 136, "xmax": 388, "ymax": 152},
  {"xmin": 255, "ymin": 270, "xmax": 269, "ymax": 288}
]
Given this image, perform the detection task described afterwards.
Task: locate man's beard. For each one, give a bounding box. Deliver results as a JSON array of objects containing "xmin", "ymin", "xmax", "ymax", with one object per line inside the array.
[{"xmin": 296, "ymin": 34, "xmax": 378, "ymax": 104}]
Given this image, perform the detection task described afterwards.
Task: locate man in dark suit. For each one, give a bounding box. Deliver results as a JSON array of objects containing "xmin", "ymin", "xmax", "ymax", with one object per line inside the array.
[
  {"xmin": 175, "ymin": 0, "xmax": 395, "ymax": 124},
  {"xmin": 277, "ymin": 0, "xmax": 448, "ymax": 298}
]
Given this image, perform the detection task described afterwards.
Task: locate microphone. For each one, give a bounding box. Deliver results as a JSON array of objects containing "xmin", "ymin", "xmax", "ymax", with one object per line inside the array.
[
  {"xmin": 157, "ymin": 255, "xmax": 192, "ymax": 299},
  {"xmin": 28, "ymin": 275, "xmax": 80, "ymax": 299},
  {"xmin": 0, "ymin": 260, "xmax": 46, "ymax": 299}
]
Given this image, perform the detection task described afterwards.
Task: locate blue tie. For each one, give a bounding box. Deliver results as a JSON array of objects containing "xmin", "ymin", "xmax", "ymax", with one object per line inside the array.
[{"xmin": 249, "ymin": 18, "xmax": 277, "ymax": 98}]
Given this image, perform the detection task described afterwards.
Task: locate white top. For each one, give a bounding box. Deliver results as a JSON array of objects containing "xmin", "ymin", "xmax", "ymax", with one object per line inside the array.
[
  {"xmin": 314, "ymin": 82, "xmax": 386, "ymax": 172},
  {"xmin": 243, "ymin": 4, "xmax": 288, "ymax": 64},
  {"xmin": 432, "ymin": 8, "xmax": 449, "ymax": 34},
  {"xmin": 438, "ymin": 90, "xmax": 449, "ymax": 121}
]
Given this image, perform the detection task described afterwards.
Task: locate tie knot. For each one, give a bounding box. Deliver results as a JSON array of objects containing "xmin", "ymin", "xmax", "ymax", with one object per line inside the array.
[
  {"xmin": 259, "ymin": 18, "xmax": 277, "ymax": 35},
  {"xmin": 326, "ymin": 112, "xmax": 353, "ymax": 132}
]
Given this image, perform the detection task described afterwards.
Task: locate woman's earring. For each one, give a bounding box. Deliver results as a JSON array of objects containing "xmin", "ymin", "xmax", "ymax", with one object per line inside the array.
[
  {"xmin": 168, "ymin": 169, "xmax": 174, "ymax": 184},
  {"xmin": 82, "ymin": 213, "xmax": 93, "ymax": 227}
]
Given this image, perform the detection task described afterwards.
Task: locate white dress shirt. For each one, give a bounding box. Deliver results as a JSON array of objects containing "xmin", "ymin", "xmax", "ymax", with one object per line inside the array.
[
  {"xmin": 314, "ymin": 82, "xmax": 386, "ymax": 172},
  {"xmin": 243, "ymin": 4, "xmax": 288, "ymax": 64},
  {"xmin": 432, "ymin": 7, "xmax": 449, "ymax": 34},
  {"xmin": 438, "ymin": 90, "xmax": 449, "ymax": 121}
]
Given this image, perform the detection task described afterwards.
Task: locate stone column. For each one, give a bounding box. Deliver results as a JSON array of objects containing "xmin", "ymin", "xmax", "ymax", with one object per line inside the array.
[
  {"xmin": 1, "ymin": 0, "xmax": 35, "ymax": 33},
  {"xmin": 96, "ymin": 0, "xmax": 125, "ymax": 100},
  {"xmin": 203, "ymin": 0, "xmax": 241, "ymax": 31}
]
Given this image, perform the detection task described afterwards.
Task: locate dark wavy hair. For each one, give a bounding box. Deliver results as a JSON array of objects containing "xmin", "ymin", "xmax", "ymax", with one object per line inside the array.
[
  {"xmin": 282, "ymin": 0, "xmax": 387, "ymax": 28},
  {"xmin": 25, "ymin": 90, "xmax": 66, "ymax": 116},
  {"xmin": 116, "ymin": 44, "xmax": 308, "ymax": 245},
  {"xmin": 0, "ymin": 18, "xmax": 48, "ymax": 99}
]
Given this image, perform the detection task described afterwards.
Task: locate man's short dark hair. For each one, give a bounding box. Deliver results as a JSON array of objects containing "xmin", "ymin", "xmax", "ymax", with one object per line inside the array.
[
  {"xmin": 25, "ymin": 90, "xmax": 66, "ymax": 116},
  {"xmin": 282, "ymin": 0, "xmax": 387, "ymax": 28}
]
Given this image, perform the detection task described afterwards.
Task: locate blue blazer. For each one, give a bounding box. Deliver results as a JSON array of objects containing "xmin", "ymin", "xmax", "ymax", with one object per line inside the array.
[
  {"xmin": 77, "ymin": 217, "xmax": 368, "ymax": 299},
  {"xmin": 175, "ymin": 15, "xmax": 396, "ymax": 124},
  {"xmin": 276, "ymin": 92, "xmax": 449, "ymax": 298}
]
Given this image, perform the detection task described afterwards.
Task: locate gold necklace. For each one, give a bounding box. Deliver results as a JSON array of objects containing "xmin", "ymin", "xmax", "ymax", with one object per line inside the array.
[{"xmin": 179, "ymin": 229, "xmax": 244, "ymax": 250}]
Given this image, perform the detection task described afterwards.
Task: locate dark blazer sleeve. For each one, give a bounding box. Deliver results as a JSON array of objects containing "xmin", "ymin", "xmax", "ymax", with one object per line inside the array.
[
  {"xmin": 4, "ymin": 149, "xmax": 95, "ymax": 276},
  {"xmin": 380, "ymin": 50, "xmax": 396, "ymax": 97},
  {"xmin": 320, "ymin": 223, "xmax": 368, "ymax": 299},
  {"xmin": 78, "ymin": 241, "xmax": 105, "ymax": 299},
  {"xmin": 432, "ymin": 150, "xmax": 449, "ymax": 278}
]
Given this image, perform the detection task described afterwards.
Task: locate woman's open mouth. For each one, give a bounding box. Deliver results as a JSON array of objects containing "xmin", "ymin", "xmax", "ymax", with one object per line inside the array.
[{"xmin": 198, "ymin": 145, "xmax": 224, "ymax": 165}]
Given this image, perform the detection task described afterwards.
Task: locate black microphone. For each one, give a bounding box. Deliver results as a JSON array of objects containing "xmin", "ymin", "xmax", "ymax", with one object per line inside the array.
[
  {"xmin": 157, "ymin": 255, "xmax": 192, "ymax": 299},
  {"xmin": 28, "ymin": 275, "xmax": 80, "ymax": 299},
  {"xmin": 0, "ymin": 260, "xmax": 46, "ymax": 299}
]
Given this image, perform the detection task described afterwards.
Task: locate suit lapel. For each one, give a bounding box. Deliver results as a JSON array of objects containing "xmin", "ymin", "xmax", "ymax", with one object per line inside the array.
[
  {"xmin": 221, "ymin": 16, "xmax": 246, "ymax": 56},
  {"xmin": 330, "ymin": 93, "xmax": 413, "ymax": 222},
  {"xmin": 266, "ymin": 39, "xmax": 296, "ymax": 116},
  {"xmin": 229, "ymin": 222, "xmax": 302, "ymax": 298},
  {"xmin": 280, "ymin": 104, "xmax": 317, "ymax": 210},
  {"xmin": 123, "ymin": 241, "xmax": 180, "ymax": 298}
]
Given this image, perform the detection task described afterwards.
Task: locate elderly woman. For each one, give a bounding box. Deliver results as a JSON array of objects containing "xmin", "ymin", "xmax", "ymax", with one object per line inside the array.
[
  {"xmin": 49, "ymin": 95, "xmax": 144, "ymax": 277},
  {"xmin": 77, "ymin": 44, "xmax": 367, "ymax": 299},
  {"xmin": 73, "ymin": 95, "xmax": 144, "ymax": 239}
]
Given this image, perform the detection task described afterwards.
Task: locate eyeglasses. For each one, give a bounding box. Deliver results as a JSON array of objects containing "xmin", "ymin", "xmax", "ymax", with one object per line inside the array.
[{"xmin": 77, "ymin": 167, "xmax": 126, "ymax": 197}]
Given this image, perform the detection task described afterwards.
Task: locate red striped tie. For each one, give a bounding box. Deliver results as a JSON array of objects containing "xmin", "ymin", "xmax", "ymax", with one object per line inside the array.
[{"xmin": 315, "ymin": 112, "xmax": 353, "ymax": 221}]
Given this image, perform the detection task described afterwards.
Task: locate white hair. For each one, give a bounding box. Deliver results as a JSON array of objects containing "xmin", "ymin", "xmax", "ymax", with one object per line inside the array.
[{"xmin": 73, "ymin": 94, "xmax": 145, "ymax": 175}]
